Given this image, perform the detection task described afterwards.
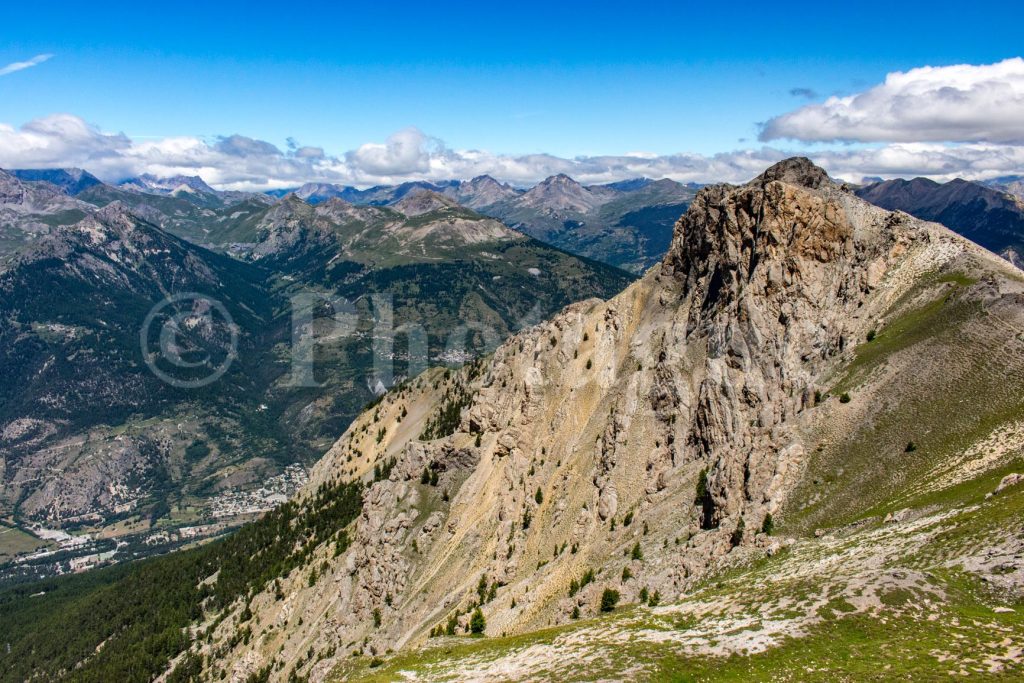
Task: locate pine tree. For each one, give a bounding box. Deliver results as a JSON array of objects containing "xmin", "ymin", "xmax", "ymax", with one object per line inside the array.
[
  {"xmin": 469, "ymin": 608, "xmax": 486, "ymax": 635},
  {"xmin": 600, "ymin": 589, "xmax": 620, "ymax": 612}
]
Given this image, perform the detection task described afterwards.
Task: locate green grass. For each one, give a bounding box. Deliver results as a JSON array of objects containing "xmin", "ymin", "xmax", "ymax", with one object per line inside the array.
[
  {"xmin": 837, "ymin": 280, "xmax": 978, "ymax": 392},
  {"xmin": 0, "ymin": 524, "xmax": 48, "ymax": 562},
  {"xmin": 334, "ymin": 570, "xmax": 1023, "ymax": 682},
  {"xmin": 782, "ymin": 268, "xmax": 1024, "ymax": 534},
  {"xmin": 642, "ymin": 604, "xmax": 1022, "ymax": 681}
]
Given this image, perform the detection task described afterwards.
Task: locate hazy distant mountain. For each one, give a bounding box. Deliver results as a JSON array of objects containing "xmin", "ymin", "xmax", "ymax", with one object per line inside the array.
[
  {"xmin": 856, "ymin": 177, "xmax": 1024, "ymax": 265},
  {"xmin": 983, "ymin": 176, "xmax": 1024, "ymax": 201},
  {"xmin": 120, "ymin": 173, "xmax": 218, "ymax": 195},
  {"xmin": 442, "ymin": 174, "xmax": 520, "ymax": 209},
  {"xmin": 482, "ymin": 175, "xmax": 697, "ymax": 272},
  {"xmin": 9, "ymin": 168, "xmax": 103, "ymax": 195},
  {"xmin": 0, "ymin": 170, "xmax": 94, "ymax": 257},
  {"xmin": 292, "ymin": 180, "xmax": 462, "ymax": 206},
  {"xmin": 263, "ymin": 175, "xmax": 695, "ymax": 271}
]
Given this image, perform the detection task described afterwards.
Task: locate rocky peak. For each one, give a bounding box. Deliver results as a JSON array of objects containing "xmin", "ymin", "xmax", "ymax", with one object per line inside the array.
[
  {"xmin": 191, "ymin": 159, "xmax": 998, "ymax": 678},
  {"xmin": 752, "ymin": 156, "xmax": 832, "ymax": 190},
  {"xmin": 448, "ymin": 175, "xmax": 519, "ymax": 209},
  {"xmin": 663, "ymin": 157, "xmax": 908, "ymax": 325},
  {"xmin": 317, "ymin": 196, "xmax": 356, "ymax": 211},
  {"xmin": 544, "ymin": 172, "xmax": 576, "ymax": 184},
  {"xmin": 253, "ymin": 194, "xmax": 316, "ymax": 240},
  {"xmin": 52, "ymin": 202, "xmax": 149, "ymax": 251},
  {"xmin": 467, "ymin": 174, "xmax": 503, "ymax": 188},
  {"xmin": 121, "ymin": 173, "xmax": 216, "ymax": 195},
  {"xmin": 391, "ymin": 189, "xmax": 461, "ymax": 216},
  {"xmin": 520, "ymin": 173, "xmax": 600, "ymax": 212}
]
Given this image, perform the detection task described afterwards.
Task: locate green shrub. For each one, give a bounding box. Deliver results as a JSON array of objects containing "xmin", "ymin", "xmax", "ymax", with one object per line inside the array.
[
  {"xmin": 695, "ymin": 468, "xmax": 716, "ymax": 529},
  {"xmin": 839, "ymin": 392, "xmax": 851, "ymax": 403},
  {"xmin": 761, "ymin": 513, "xmax": 774, "ymax": 536},
  {"xmin": 469, "ymin": 608, "xmax": 486, "ymax": 635},
  {"xmin": 600, "ymin": 589, "xmax": 620, "ymax": 612},
  {"xmin": 730, "ymin": 517, "xmax": 746, "ymax": 547}
]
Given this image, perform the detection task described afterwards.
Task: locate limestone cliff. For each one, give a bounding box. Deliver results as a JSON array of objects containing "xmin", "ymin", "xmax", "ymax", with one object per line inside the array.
[{"xmin": 190, "ymin": 158, "xmax": 1022, "ymax": 681}]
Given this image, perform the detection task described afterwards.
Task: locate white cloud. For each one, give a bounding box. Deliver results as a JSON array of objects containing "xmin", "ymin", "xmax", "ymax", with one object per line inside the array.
[
  {"xmin": 762, "ymin": 58, "xmax": 1024, "ymax": 144},
  {"xmin": 346, "ymin": 127, "xmax": 437, "ymax": 176},
  {"xmin": 0, "ymin": 53, "xmax": 54, "ymax": 77},
  {"xmin": 0, "ymin": 113, "xmax": 1022, "ymax": 190}
]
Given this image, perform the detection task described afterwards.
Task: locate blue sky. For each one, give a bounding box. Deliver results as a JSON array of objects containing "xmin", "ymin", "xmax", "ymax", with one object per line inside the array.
[{"xmin": 1, "ymin": 1, "xmax": 1023, "ymax": 187}]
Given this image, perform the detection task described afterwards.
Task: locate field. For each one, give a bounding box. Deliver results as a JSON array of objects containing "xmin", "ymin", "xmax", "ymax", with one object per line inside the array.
[{"xmin": 0, "ymin": 524, "xmax": 48, "ymax": 563}]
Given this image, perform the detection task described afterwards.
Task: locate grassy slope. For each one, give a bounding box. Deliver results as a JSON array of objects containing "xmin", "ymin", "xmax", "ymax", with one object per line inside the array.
[{"xmin": 784, "ymin": 264, "xmax": 1024, "ymax": 534}]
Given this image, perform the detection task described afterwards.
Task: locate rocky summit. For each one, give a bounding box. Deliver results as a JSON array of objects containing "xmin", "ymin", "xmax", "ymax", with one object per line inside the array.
[{"xmin": 45, "ymin": 157, "xmax": 1010, "ymax": 682}]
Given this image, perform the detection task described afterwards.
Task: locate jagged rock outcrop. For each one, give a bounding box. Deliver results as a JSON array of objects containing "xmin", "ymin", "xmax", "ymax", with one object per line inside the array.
[{"xmin": 192, "ymin": 158, "xmax": 1015, "ymax": 681}]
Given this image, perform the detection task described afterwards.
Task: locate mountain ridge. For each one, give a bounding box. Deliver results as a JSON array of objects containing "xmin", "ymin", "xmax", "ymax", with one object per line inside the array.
[
  {"xmin": 856, "ymin": 176, "xmax": 1024, "ymax": 266},
  {"xmin": 158, "ymin": 158, "xmax": 1024, "ymax": 680},
  {"xmin": 4, "ymin": 159, "xmax": 1024, "ymax": 681}
]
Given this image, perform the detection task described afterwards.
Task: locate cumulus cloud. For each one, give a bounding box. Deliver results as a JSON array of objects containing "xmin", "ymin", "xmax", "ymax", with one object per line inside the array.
[
  {"xmin": 1, "ymin": 112, "xmax": 1023, "ymax": 190},
  {"xmin": 346, "ymin": 127, "xmax": 438, "ymax": 176},
  {"xmin": 762, "ymin": 58, "xmax": 1024, "ymax": 144},
  {"xmin": 0, "ymin": 53, "xmax": 53, "ymax": 77},
  {"xmin": 214, "ymin": 135, "xmax": 282, "ymax": 157}
]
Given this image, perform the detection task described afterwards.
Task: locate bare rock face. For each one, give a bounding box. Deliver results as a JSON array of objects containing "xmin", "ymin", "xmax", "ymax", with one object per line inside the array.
[
  {"xmin": 660, "ymin": 159, "xmax": 930, "ymax": 526},
  {"xmin": 197, "ymin": 159, "xmax": 986, "ymax": 681},
  {"xmin": 390, "ymin": 189, "xmax": 461, "ymax": 216}
]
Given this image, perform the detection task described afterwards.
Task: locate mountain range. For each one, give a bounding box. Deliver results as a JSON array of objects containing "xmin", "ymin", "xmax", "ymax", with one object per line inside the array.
[
  {"xmin": 856, "ymin": 177, "xmax": 1024, "ymax": 266},
  {"xmin": 280, "ymin": 174, "xmax": 699, "ymax": 272},
  {"xmin": 3, "ymin": 159, "xmax": 1022, "ymax": 681},
  {"xmin": 0, "ymin": 171, "xmax": 631, "ymax": 581}
]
